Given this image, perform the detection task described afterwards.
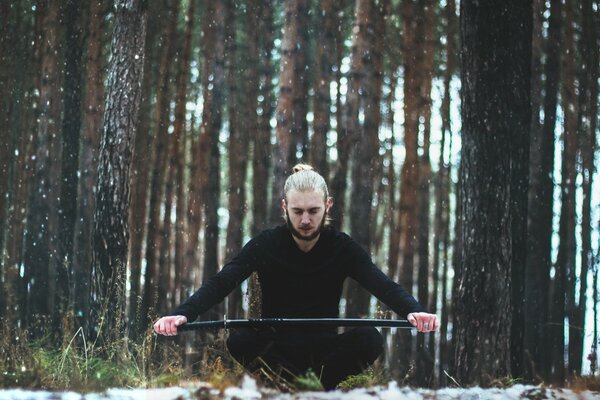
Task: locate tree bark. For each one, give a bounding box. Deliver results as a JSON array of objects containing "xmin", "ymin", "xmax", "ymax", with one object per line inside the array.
[
  {"xmin": 225, "ymin": 0, "xmax": 249, "ymax": 318},
  {"xmin": 57, "ymin": 0, "xmax": 85, "ymax": 330},
  {"xmin": 23, "ymin": 0, "xmax": 64, "ymax": 336},
  {"xmin": 72, "ymin": 0, "xmax": 107, "ymax": 334},
  {"xmin": 251, "ymin": 0, "xmax": 273, "ymax": 237},
  {"xmin": 270, "ymin": 0, "xmax": 300, "ymax": 225},
  {"xmin": 140, "ymin": 0, "xmax": 179, "ymax": 329},
  {"xmin": 416, "ymin": 0, "xmax": 436, "ymax": 386},
  {"xmin": 550, "ymin": 0, "xmax": 577, "ymax": 382},
  {"xmin": 310, "ymin": 0, "xmax": 335, "ymax": 177},
  {"xmin": 91, "ymin": 0, "xmax": 146, "ymax": 345},
  {"xmin": 454, "ymin": 0, "xmax": 531, "ymax": 385},
  {"xmin": 170, "ymin": 0, "xmax": 195, "ymax": 314},
  {"xmin": 127, "ymin": 0, "xmax": 162, "ymax": 335},
  {"xmin": 201, "ymin": 0, "xmax": 226, "ymax": 322},
  {"xmin": 345, "ymin": 0, "xmax": 376, "ymax": 319},
  {"xmin": 573, "ymin": 0, "xmax": 598, "ymax": 378},
  {"xmin": 393, "ymin": 0, "xmax": 422, "ymax": 378}
]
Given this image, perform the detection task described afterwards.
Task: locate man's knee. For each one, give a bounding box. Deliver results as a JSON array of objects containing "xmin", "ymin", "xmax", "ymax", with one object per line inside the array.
[
  {"xmin": 226, "ymin": 328, "xmax": 264, "ymax": 365},
  {"xmin": 351, "ymin": 326, "xmax": 384, "ymax": 361}
]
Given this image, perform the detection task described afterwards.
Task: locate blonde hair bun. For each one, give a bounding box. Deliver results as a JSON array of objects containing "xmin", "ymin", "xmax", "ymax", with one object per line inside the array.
[
  {"xmin": 284, "ymin": 163, "xmax": 329, "ymax": 200},
  {"xmin": 292, "ymin": 163, "xmax": 314, "ymax": 173}
]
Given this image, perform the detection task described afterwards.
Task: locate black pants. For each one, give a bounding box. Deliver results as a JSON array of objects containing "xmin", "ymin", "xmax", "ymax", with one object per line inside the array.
[{"xmin": 226, "ymin": 326, "xmax": 383, "ymax": 390}]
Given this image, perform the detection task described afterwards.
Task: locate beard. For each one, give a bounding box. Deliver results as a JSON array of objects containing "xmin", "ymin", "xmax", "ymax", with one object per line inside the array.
[{"xmin": 285, "ymin": 210, "xmax": 327, "ymax": 242}]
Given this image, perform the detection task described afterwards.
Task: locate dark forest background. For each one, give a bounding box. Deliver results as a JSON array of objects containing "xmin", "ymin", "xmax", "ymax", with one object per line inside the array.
[{"xmin": 0, "ymin": 0, "xmax": 598, "ymax": 388}]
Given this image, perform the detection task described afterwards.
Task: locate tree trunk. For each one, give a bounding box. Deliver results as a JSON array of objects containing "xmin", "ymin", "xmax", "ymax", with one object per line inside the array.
[
  {"xmin": 550, "ymin": 0, "xmax": 577, "ymax": 382},
  {"xmin": 23, "ymin": 1, "xmax": 64, "ymax": 336},
  {"xmin": 57, "ymin": 0, "xmax": 85, "ymax": 330},
  {"xmin": 251, "ymin": 0, "xmax": 273, "ymax": 237},
  {"xmin": 91, "ymin": 0, "xmax": 146, "ymax": 345},
  {"xmin": 393, "ymin": 0, "xmax": 421, "ymax": 378},
  {"xmin": 2, "ymin": 2, "xmax": 39, "ymax": 327},
  {"xmin": 128, "ymin": 0, "xmax": 163, "ymax": 334},
  {"xmin": 434, "ymin": 0, "xmax": 456, "ymax": 386},
  {"xmin": 310, "ymin": 0, "xmax": 335, "ymax": 177},
  {"xmin": 201, "ymin": 0, "xmax": 226, "ymax": 322},
  {"xmin": 225, "ymin": 0, "xmax": 249, "ymax": 318},
  {"xmin": 72, "ymin": 0, "xmax": 107, "ymax": 334},
  {"xmin": 170, "ymin": 0, "xmax": 195, "ymax": 314},
  {"xmin": 523, "ymin": 0, "xmax": 553, "ymax": 381},
  {"xmin": 329, "ymin": 0, "xmax": 351, "ymax": 231},
  {"xmin": 0, "ymin": 1, "xmax": 13, "ymax": 258},
  {"xmin": 573, "ymin": 0, "xmax": 598, "ymax": 378},
  {"xmin": 291, "ymin": 0, "xmax": 309, "ymax": 163},
  {"xmin": 140, "ymin": 0, "xmax": 179, "ymax": 329},
  {"xmin": 270, "ymin": 0, "xmax": 299, "ymax": 225},
  {"xmin": 346, "ymin": 0, "xmax": 376, "ymax": 319},
  {"xmin": 454, "ymin": 0, "xmax": 531, "ymax": 385},
  {"xmin": 416, "ymin": 0, "xmax": 436, "ymax": 386}
]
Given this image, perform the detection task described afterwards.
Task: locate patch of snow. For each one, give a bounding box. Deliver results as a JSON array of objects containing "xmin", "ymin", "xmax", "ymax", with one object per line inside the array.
[{"xmin": 0, "ymin": 379, "xmax": 598, "ymax": 400}]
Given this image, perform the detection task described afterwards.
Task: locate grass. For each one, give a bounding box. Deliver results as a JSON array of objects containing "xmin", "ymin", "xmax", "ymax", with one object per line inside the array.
[
  {"xmin": 0, "ymin": 320, "xmax": 185, "ymax": 392},
  {"xmin": 2, "ymin": 319, "xmax": 599, "ymax": 395},
  {"xmin": 337, "ymin": 366, "xmax": 388, "ymax": 391}
]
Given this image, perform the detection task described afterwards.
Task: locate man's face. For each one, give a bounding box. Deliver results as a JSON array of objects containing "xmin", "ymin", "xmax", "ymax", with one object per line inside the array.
[{"xmin": 282, "ymin": 189, "xmax": 332, "ymax": 242}]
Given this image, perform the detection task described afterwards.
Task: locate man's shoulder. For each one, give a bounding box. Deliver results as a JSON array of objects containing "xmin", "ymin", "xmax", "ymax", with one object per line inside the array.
[
  {"xmin": 323, "ymin": 225, "xmax": 354, "ymax": 245},
  {"xmin": 251, "ymin": 225, "xmax": 288, "ymax": 244}
]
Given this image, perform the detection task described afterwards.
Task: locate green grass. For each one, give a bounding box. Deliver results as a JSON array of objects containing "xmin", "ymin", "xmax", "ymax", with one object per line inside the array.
[
  {"xmin": 336, "ymin": 366, "xmax": 388, "ymax": 390},
  {"xmin": 0, "ymin": 322, "xmax": 185, "ymax": 392}
]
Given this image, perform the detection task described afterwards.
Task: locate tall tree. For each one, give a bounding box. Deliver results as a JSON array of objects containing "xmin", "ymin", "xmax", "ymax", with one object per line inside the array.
[
  {"xmin": 72, "ymin": 0, "xmax": 107, "ymax": 333},
  {"xmin": 170, "ymin": 0, "xmax": 195, "ymax": 313},
  {"xmin": 1, "ymin": 1, "xmax": 37, "ymax": 326},
  {"xmin": 393, "ymin": 0, "xmax": 422, "ymax": 376},
  {"xmin": 270, "ymin": 0, "xmax": 301, "ymax": 225},
  {"xmin": 127, "ymin": 0, "xmax": 163, "ymax": 333},
  {"xmin": 416, "ymin": 0, "xmax": 436, "ymax": 386},
  {"xmin": 251, "ymin": 0, "xmax": 274, "ymax": 237},
  {"xmin": 527, "ymin": 0, "xmax": 561, "ymax": 381},
  {"xmin": 0, "ymin": 1, "xmax": 13, "ymax": 256},
  {"xmin": 310, "ymin": 0, "xmax": 335, "ymax": 177},
  {"xmin": 140, "ymin": 0, "xmax": 179, "ymax": 328},
  {"xmin": 291, "ymin": 0, "xmax": 310, "ymax": 163},
  {"xmin": 454, "ymin": 0, "xmax": 531, "ymax": 385},
  {"xmin": 345, "ymin": 0, "xmax": 376, "ymax": 319},
  {"xmin": 551, "ymin": 0, "xmax": 577, "ymax": 382},
  {"xmin": 91, "ymin": 0, "xmax": 146, "ymax": 344},
  {"xmin": 200, "ymin": 0, "xmax": 226, "ymax": 322},
  {"xmin": 225, "ymin": 0, "xmax": 249, "ymax": 318},
  {"xmin": 434, "ymin": 0, "xmax": 457, "ymax": 385},
  {"xmin": 572, "ymin": 0, "xmax": 599, "ymax": 378},
  {"xmin": 23, "ymin": 0, "xmax": 64, "ymax": 336},
  {"xmin": 58, "ymin": 0, "xmax": 85, "ymax": 327}
]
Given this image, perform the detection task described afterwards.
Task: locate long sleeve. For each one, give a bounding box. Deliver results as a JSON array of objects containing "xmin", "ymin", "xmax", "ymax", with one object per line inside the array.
[
  {"xmin": 346, "ymin": 240, "xmax": 425, "ymax": 318},
  {"xmin": 168, "ymin": 239, "xmax": 258, "ymax": 321}
]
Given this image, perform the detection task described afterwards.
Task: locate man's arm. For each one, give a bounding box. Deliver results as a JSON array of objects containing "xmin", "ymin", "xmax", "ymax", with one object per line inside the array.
[
  {"xmin": 346, "ymin": 240, "xmax": 439, "ymax": 333},
  {"xmin": 153, "ymin": 239, "xmax": 259, "ymax": 336}
]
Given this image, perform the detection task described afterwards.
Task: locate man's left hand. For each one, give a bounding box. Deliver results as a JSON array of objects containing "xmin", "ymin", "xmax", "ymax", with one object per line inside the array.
[{"xmin": 407, "ymin": 312, "xmax": 439, "ymax": 333}]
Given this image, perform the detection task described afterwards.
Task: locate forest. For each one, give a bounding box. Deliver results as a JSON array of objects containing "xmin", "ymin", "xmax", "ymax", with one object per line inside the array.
[{"xmin": 0, "ymin": 0, "xmax": 598, "ymax": 391}]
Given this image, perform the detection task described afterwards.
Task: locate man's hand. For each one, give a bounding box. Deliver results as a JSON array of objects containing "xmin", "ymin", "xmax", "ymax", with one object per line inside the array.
[
  {"xmin": 407, "ymin": 312, "xmax": 439, "ymax": 333},
  {"xmin": 153, "ymin": 315, "xmax": 187, "ymax": 336}
]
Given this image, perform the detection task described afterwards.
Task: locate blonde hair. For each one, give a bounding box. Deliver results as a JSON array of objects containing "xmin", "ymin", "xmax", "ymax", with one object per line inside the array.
[{"xmin": 284, "ymin": 163, "xmax": 329, "ymax": 200}]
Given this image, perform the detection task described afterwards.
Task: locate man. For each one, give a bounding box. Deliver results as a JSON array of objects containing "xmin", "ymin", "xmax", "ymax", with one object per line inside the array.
[{"xmin": 154, "ymin": 164, "xmax": 439, "ymax": 389}]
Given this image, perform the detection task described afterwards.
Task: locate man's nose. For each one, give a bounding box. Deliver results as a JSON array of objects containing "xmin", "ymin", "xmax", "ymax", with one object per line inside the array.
[{"xmin": 301, "ymin": 213, "xmax": 310, "ymax": 224}]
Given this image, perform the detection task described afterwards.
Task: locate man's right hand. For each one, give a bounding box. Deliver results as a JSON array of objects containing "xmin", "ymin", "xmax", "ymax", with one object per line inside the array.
[{"xmin": 153, "ymin": 315, "xmax": 187, "ymax": 336}]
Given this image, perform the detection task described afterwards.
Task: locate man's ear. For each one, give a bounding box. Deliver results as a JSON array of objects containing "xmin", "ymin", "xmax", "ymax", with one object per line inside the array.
[
  {"xmin": 281, "ymin": 198, "xmax": 287, "ymax": 212},
  {"xmin": 326, "ymin": 197, "xmax": 333, "ymax": 212}
]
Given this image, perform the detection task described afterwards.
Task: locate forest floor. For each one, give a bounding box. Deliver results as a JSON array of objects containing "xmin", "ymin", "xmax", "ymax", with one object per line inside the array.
[{"xmin": 1, "ymin": 376, "xmax": 599, "ymax": 400}]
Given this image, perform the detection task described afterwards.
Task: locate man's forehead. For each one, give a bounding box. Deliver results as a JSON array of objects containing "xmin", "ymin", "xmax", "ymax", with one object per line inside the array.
[{"xmin": 286, "ymin": 189, "xmax": 326, "ymax": 207}]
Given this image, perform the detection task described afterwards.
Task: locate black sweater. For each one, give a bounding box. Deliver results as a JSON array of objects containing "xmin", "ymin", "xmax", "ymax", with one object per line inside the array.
[{"xmin": 171, "ymin": 225, "xmax": 424, "ymax": 321}]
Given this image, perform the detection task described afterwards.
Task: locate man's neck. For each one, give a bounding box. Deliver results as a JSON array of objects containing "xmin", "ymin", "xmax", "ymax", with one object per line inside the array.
[{"xmin": 292, "ymin": 234, "xmax": 320, "ymax": 253}]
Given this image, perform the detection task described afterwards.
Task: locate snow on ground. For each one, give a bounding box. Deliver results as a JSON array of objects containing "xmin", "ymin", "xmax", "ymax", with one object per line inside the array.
[{"xmin": 0, "ymin": 376, "xmax": 598, "ymax": 400}]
